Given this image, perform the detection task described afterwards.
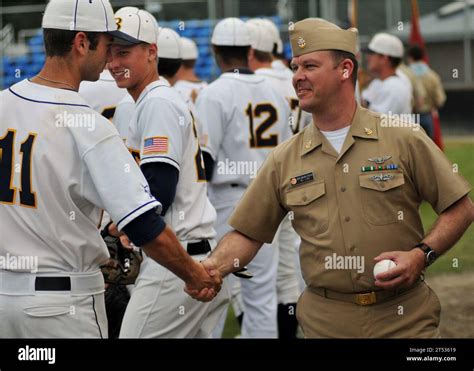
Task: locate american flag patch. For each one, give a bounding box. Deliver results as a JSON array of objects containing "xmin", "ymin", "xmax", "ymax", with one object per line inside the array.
[{"xmin": 143, "ymin": 136, "xmax": 168, "ymax": 154}]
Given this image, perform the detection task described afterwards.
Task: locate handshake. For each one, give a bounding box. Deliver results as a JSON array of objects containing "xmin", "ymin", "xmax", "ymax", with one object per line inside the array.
[{"xmin": 184, "ymin": 257, "xmax": 253, "ymax": 302}]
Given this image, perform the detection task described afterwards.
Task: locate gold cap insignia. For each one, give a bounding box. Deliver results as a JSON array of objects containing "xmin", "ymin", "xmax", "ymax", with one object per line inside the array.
[
  {"xmin": 364, "ymin": 128, "xmax": 374, "ymax": 135},
  {"xmin": 305, "ymin": 140, "xmax": 312, "ymax": 149},
  {"xmin": 297, "ymin": 36, "xmax": 306, "ymax": 49}
]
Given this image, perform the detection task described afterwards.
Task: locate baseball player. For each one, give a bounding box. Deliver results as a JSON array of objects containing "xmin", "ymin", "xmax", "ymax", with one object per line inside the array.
[
  {"xmin": 0, "ymin": 0, "xmax": 219, "ymax": 338},
  {"xmin": 258, "ymin": 19, "xmax": 292, "ymax": 78},
  {"xmin": 174, "ymin": 37, "xmax": 208, "ymax": 107},
  {"xmin": 114, "ymin": 29, "xmax": 186, "ymax": 145},
  {"xmin": 196, "ymin": 18, "xmax": 292, "ymax": 338},
  {"xmin": 156, "ymin": 28, "xmax": 183, "ymax": 86},
  {"xmin": 108, "ymin": 7, "xmax": 228, "ymax": 338},
  {"xmin": 246, "ymin": 20, "xmax": 305, "ymax": 338},
  {"xmin": 248, "ymin": 19, "xmax": 312, "ymax": 133},
  {"xmin": 79, "ymin": 67, "xmax": 127, "ymax": 120}
]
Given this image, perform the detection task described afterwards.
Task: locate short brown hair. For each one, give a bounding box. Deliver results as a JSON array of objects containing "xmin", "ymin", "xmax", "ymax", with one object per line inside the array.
[
  {"xmin": 182, "ymin": 59, "xmax": 196, "ymax": 69},
  {"xmin": 43, "ymin": 29, "xmax": 100, "ymax": 57},
  {"xmin": 253, "ymin": 50, "xmax": 273, "ymax": 63},
  {"xmin": 213, "ymin": 45, "xmax": 249, "ymax": 66}
]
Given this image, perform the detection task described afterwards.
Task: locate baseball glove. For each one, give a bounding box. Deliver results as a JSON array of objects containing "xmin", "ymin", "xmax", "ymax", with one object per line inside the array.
[{"xmin": 100, "ymin": 222, "xmax": 142, "ymax": 285}]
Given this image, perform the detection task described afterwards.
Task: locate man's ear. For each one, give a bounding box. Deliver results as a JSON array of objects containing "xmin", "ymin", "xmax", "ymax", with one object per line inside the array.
[
  {"xmin": 149, "ymin": 44, "xmax": 158, "ymax": 62},
  {"xmin": 341, "ymin": 58, "xmax": 354, "ymax": 81},
  {"xmin": 248, "ymin": 48, "xmax": 254, "ymax": 61},
  {"xmin": 73, "ymin": 32, "xmax": 90, "ymax": 57}
]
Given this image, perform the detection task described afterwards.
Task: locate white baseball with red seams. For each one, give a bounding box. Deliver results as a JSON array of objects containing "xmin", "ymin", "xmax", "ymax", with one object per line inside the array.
[{"xmin": 373, "ymin": 259, "xmax": 397, "ymax": 279}]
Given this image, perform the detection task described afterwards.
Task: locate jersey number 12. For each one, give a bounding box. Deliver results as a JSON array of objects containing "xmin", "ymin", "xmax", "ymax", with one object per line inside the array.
[
  {"xmin": 0, "ymin": 129, "xmax": 37, "ymax": 208},
  {"xmin": 245, "ymin": 103, "xmax": 278, "ymax": 148}
]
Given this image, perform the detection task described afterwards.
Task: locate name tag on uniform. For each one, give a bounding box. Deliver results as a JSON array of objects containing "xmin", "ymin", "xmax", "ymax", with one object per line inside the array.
[{"xmin": 290, "ymin": 172, "xmax": 314, "ymax": 186}]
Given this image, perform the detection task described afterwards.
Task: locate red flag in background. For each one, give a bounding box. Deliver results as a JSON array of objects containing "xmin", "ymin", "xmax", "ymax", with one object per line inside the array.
[
  {"xmin": 409, "ymin": 0, "xmax": 444, "ymax": 150},
  {"xmin": 409, "ymin": 0, "xmax": 428, "ymax": 63}
]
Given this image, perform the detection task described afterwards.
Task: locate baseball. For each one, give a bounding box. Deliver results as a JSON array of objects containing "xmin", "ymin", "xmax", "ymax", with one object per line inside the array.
[{"xmin": 373, "ymin": 259, "xmax": 397, "ymax": 279}]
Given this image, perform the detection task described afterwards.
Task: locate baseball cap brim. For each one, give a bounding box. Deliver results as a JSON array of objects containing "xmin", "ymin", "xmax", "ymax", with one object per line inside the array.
[
  {"xmin": 109, "ymin": 30, "xmax": 148, "ymax": 45},
  {"xmin": 363, "ymin": 46, "xmax": 377, "ymax": 54}
]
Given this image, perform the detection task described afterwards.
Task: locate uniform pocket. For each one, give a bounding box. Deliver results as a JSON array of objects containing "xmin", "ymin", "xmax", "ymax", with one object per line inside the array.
[
  {"xmin": 23, "ymin": 305, "xmax": 72, "ymax": 318},
  {"xmin": 286, "ymin": 181, "xmax": 328, "ymax": 236},
  {"xmin": 358, "ymin": 171, "xmax": 405, "ymax": 225},
  {"xmin": 23, "ymin": 295, "xmax": 73, "ymax": 318}
]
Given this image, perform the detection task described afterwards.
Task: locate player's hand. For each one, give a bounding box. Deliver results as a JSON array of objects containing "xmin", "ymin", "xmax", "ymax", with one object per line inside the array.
[
  {"xmin": 108, "ymin": 223, "xmax": 121, "ymax": 237},
  {"xmin": 373, "ymin": 249, "xmax": 425, "ymax": 290},
  {"xmin": 184, "ymin": 259, "xmax": 222, "ymax": 302},
  {"xmin": 119, "ymin": 234, "xmax": 134, "ymax": 251}
]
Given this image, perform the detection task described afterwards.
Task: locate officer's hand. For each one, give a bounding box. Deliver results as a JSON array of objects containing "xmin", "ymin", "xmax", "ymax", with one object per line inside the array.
[
  {"xmin": 184, "ymin": 260, "xmax": 222, "ymax": 302},
  {"xmin": 373, "ymin": 249, "xmax": 425, "ymax": 290}
]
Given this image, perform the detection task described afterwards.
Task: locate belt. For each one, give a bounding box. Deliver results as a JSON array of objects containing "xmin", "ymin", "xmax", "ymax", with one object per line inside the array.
[
  {"xmin": 186, "ymin": 240, "xmax": 211, "ymax": 256},
  {"xmin": 35, "ymin": 276, "xmax": 71, "ymax": 291},
  {"xmin": 0, "ymin": 270, "xmax": 105, "ymax": 295},
  {"xmin": 309, "ymin": 281, "xmax": 421, "ymax": 306}
]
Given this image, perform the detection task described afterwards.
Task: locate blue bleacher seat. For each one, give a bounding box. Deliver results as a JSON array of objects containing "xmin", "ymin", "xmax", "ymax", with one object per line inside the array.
[
  {"xmin": 28, "ymin": 35, "xmax": 44, "ymax": 47},
  {"xmin": 179, "ymin": 29, "xmax": 193, "ymax": 37},
  {"xmin": 13, "ymin": 55, "xmax": 31, "ymax": 66},
  {"xmin": 31, "ymin": 53, "xmax": 45, "ymax": 65}
]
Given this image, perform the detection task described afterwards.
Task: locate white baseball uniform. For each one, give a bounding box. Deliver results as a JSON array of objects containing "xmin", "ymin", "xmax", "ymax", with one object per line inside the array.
[
  {"xmin": 118, "ymin": 78, "xmax": 228, "ymax": 338},
  {"xmin": 80, "ymin": 70, "xmax": 129, "ymax": 231},
  {"xmin": 255, "ymin": 67, "xmax": 307, "ymax": 307},
  {"xmin": 196, "ymin": 71, "xmax": 292, "ymax": 338},
  {"xmin": 113, "ymin": 93, "xmax": 135, "ymax": 141},
  {"xmin": 173, "ymin": 80, "xmax": 209, "ymax": 154},
  {"xmin": 79, "ymin": 69, "xmax": 128, "ymax": 120},
  {"xmin": 362, "ymin": 74, "xmax": 412, "ymax": 115},
  {"xmin": 174, "ymin": 79, "xmax": 208, "ymax": 110},
  {"xmin": 0, "ymin": 79, "xmax": 160, "ymax": 338}
]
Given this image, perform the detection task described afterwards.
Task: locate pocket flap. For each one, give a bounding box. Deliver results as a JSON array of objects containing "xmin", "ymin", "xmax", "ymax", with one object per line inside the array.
[
  {"xmin": 359, "ymin": 171, "xmax": 405, "ymax": 192},
  {"xmin": 23, "ymin": 305, "xmax": 72, "ymax": 318},
  {"xmin": 287, "ymin": 182, "xmax": 326, "ymax": 206}
]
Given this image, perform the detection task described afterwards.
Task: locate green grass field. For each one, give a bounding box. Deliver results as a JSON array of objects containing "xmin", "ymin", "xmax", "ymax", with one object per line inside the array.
[
  {"xmin": 423, "ymin": 140, "xmax": 474, "ymax": 276},
  {"xmin": 222, "ymin": 140, "xmax": 474, "ymax": 337}
]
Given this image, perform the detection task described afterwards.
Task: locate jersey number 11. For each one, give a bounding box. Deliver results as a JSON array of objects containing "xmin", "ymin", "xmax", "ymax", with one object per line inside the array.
[{"xmin": 0, "ymin": 129, "xmax": 37, "ymax": 208}]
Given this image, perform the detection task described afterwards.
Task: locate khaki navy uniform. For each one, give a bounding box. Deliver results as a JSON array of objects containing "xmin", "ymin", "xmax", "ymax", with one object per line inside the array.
[{"xmin": 228, "ymin": 18, "xmax": 471, "ymax": 338}]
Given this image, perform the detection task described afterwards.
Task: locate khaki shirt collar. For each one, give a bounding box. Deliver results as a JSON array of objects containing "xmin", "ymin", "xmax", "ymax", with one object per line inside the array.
[{"xmin": 301, "ymin": 105, "xmax": 379, "ymax": 157}]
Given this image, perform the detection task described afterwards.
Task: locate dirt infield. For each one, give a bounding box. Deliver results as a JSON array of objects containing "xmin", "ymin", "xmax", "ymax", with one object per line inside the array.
[{"xmin": 425, "ymin": 272, "xmax": 474, "ymax": 338}]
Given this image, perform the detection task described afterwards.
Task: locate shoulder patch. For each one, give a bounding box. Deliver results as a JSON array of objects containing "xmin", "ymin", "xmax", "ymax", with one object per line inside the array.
[{"xmin": 143, "ymin": 136, "xmax": 168, "ymax": 155}]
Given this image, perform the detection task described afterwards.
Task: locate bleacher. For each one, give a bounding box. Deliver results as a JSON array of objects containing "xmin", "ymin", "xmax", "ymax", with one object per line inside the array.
[{"xmin": 2, "ymin": 16, "xmax": 288, "ymax": 89}]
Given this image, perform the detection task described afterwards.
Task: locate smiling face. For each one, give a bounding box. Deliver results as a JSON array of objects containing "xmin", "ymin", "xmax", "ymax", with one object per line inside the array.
[
  {"xmin": 107, "ymin": 42, "xmax": 157, "ymax": 91},
  {"xmin": 290, "ymin": 50, "xmax": 343, "ymax": 113}
]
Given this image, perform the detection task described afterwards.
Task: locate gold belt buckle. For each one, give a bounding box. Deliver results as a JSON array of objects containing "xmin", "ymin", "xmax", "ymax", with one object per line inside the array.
[{"xmin": 356, "ymin": 291, "xmax": 377, "ymax": 305}]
